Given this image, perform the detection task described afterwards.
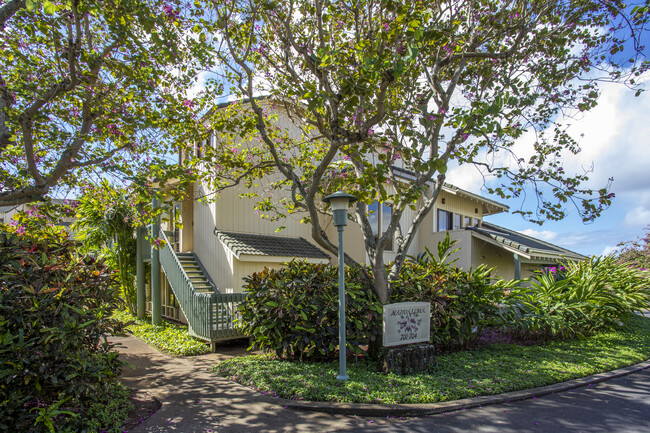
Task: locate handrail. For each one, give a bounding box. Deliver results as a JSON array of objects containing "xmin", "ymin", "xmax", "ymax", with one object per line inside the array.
[{"xmin": 154, "ymin": 226, "xmax": 245, "ymax": 341}]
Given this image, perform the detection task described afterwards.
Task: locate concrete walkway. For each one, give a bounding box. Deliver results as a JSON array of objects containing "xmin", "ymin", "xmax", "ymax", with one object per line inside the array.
[
  {"xmin": 115, "ymin": 336, "xmax": 397, "ymax": 432},
  {"xmin": 115, "ymin": 335, "xmax": 650, "ymax": 432}
]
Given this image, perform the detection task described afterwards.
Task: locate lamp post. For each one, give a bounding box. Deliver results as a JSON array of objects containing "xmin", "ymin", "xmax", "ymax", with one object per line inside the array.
[{"xmin": 323, "ymin": 191, "xmax": 357, "ymax": 381}]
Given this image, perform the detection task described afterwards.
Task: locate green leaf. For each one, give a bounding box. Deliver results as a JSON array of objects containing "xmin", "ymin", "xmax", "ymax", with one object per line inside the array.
[{"xmin": 43, "ymin": 0, "xmax": 56, "ymax": 14}]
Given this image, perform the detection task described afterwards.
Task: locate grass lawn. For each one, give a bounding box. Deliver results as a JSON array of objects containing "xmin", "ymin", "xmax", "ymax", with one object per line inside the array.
[
  {"xmin": 113, "ymin": 310, "xmax": 211, "ymax": 356},
  {"xmin": 212, "ymin": 315, "xmax": 650, "ymax": 404}
]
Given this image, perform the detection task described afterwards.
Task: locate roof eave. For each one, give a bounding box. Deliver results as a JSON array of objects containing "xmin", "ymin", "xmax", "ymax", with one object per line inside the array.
[{"xmin": 237, "ymin": 254, "xmax": 329, "ymax": 264}]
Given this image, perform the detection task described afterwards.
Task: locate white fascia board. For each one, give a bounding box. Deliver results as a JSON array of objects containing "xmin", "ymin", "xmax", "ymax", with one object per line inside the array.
[
  {"xmin": 470, "ymin": 232, "xmax": 532, "ymax": 260},
  {"xmin": 237, "ymin": 254, "xmax": 330, "ymax": 264}
]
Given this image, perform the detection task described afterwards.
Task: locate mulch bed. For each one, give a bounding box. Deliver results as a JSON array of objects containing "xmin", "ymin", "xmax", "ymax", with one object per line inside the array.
[{"xmin": 121, "ymin": 390, "xmax": 162, "ymax": 431}]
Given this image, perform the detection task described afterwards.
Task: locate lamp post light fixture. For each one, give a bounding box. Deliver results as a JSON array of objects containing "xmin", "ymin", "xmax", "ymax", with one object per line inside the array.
[{"xmin": 323, "ymin": 191, "xmax": 357, "ymax": 381}]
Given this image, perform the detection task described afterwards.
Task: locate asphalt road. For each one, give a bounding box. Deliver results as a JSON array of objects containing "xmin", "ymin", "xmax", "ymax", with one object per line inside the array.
[{"xmin": 339, "ymin": 367, "xmax": 650, "ymax": 433}]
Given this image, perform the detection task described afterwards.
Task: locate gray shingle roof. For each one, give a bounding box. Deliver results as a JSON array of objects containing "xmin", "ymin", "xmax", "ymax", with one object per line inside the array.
[
  {"xmin": 466, "ymin": 222, "xmax": 585, "ymax": 259},
  {"xmin": 215, "ymin": 230, "xmax": 330, "ymax": 260}
]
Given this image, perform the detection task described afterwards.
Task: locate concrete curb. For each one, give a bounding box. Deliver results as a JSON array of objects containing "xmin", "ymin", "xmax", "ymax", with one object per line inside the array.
[{"xmin": 253, "ymin": 358, "xmax": 650, "ymax": 417}]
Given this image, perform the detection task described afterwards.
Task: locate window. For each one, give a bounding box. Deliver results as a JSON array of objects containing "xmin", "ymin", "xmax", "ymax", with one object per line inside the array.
[
  {"xmin": 453, "ymin": 213, "xmax": 462, "ymax": 229},
  {"xmin": 464, "ymin": 216, "xmax": 472, "ymax": 227},
  {"xmin": 195, "ymin": 139, "xmax": 205, "ymax": 158},
  {"xmin": 195, "ymin": 130, "xmax": 214, "ymax": 158},
  {"xmin": 437, "ymin": 209, "xmax": 453, "ymax": 231},
  {"xmin": 368, "ymin": 202, "xmax": 393, "ymax": 251},
  {"xmin": 473, "ymin": 218, "xmax": 480, "ymax": 227}
]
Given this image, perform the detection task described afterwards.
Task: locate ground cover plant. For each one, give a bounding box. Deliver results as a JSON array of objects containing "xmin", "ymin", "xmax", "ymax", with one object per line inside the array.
[
  {"xmin": 0, "ymin": 219, "xmax": 131, "ymax": 432},
  {"xmin": 213, "ymin": 315, "xmax": 650, "ymax": 404},
  {"xmin": 114, "ymin": 310, "xmax": 211, "ymax": 356}
]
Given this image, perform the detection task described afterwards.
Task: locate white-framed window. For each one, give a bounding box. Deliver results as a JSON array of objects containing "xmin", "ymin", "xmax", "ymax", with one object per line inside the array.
[
  {"xmin": 464, "ymin": 216, "xmax": 472, "ymax": 227},
  {"xmin": 195, "ymin": 130, "xmax": 214, "ymax": 158},
  {"xmin": 368, "ymin": 201, "xmax": 394, "ymax": 251},
  {"xmin": 436, "ymin": 209, "xmax": 453, "ymax": 231},
  {"xmin": 453, "ymin": 213, "xmax": 462, "ymax": 229}
]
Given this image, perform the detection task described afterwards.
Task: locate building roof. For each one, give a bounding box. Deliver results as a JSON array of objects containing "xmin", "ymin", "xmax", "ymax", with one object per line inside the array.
[
  {"xmin": 466, "ymin": 222, "xmax": 585, "ymax": 260},
  {"xmin": 214, "ymin": 230, "xmax": 331, "ymax": 261},
  {"xmin": 390, "ymin": 166, "xmax": 509, "ymax": 215}
]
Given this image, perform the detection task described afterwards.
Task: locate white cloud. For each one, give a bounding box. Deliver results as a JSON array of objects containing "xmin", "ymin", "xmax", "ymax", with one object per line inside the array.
[
  {"xmin": 601, "ymin": 245, "xmax": 620, "ymax": 257},
  {"xmin": 446, "ymin": 163, "xmax": 485, "ymax": 193},
  {"xmin": 516, "ymin": 227, "xmax": 613, "ymax": 252},
  {"xmin": 623, "ymin": 206, "xmax": 650, "ymax": 228},
  {"xmin": 559, "ymin": 74, "xmax": 650, "ymax": 193},
  {"xmin": 518, "ymin": 228, "xmax": 559, "ymax": 242}
]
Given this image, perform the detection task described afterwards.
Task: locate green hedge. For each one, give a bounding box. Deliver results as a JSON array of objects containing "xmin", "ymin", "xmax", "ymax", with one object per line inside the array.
[
  {"xmin": 0, "ymin": 225, "xmax": 129, "ymax": 432},
  {"xmin": 238, "ymin": 261, "xmax": 382, "ymax": 360},
  {"xmin": 392, "ymin": 248, "xmax": 504, "ymax": 350}
]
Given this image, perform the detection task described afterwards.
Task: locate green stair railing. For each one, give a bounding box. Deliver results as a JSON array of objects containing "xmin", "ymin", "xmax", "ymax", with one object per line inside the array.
[{"xmin": 157, "ymin": 229, "xmax": 245, "ymax": 341}]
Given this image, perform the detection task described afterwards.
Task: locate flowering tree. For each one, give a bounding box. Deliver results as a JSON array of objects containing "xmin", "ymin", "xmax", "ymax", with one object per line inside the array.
[
  {"xmin": 0, "ymin": 0, "xmax": 217, "ymax": 207},
  {"xmin": 617, "ymin": 226, "xmax": 650, "ymax": 271},
  {"xmin": 201, "ymin": 0, "xmax": 647, "ymax": 304}
]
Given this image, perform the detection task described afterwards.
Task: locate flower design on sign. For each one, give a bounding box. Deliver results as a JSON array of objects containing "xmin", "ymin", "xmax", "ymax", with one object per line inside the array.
[{"xmin": 397, "ymin": 315, "xmax": 422, "ymax": 334}]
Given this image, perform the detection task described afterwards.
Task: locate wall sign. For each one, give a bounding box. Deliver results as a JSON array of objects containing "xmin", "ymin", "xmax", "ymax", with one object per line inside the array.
[{"xmin": 382, "ymin": 302, "xmax": 431, "ymax": 347}]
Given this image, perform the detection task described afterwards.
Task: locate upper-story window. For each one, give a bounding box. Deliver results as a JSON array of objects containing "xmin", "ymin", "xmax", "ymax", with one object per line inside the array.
[
  {"xmin": 368, "ymin": 201, "xmax": 393, "ymax": 251},
  {"xmin": 453, "ymin": 213, "xmax": 462, "ymax": 229},
  {"xmin": 195, "ymin": 139, "xmax": 204, "ymax": 158},
  {"xmin": 436, "ymin": 209, "xmax": 453, "ymax": 231},
  {"xmin": 195, "ymin": 130, "xmax": 214, "ymax": 159},
  {"xmin": 464, "ymin": 216, "xmax": 472, "ymax": 227}
]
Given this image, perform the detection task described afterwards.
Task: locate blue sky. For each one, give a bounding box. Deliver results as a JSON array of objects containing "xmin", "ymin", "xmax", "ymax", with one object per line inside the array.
[
  {"xmin": 444, "ymin": 11, "xmax": 650, "ymax": 258},
  {"xmin": 447, "ymin": 73, "xmax": 650, "ymax": 257}
]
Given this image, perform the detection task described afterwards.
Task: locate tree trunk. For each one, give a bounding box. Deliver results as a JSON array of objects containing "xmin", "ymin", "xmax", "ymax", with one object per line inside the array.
[{"xmin": 366, "ymin": 251, "xmax": 390, "ymax": 359}]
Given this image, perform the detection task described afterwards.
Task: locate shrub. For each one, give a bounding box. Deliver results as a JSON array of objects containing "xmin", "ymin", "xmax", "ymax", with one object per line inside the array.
[
  {"xmin": 391, "ymin": 246, "xmax": 505, "ymax": 350},
  {"xmin": 498, "ymin": 255, "xmax": 650, "ymax": 339},
  {"xmin": 0, "ymin": 224, "xmax": 127, "ymax": 432},
  {"xmin": 238, "ymin": 260, "xmax": 382, "ymax": 360},
  {"xmin": 72, "ymin": 181, "xmax": 138, "ymax": 314}
]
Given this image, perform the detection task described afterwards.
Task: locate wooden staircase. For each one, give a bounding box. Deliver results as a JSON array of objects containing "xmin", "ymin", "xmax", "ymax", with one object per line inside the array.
[
  {"xmin": 172, "ymin": 251, "xmax": 243, "ymax": 344},
  {"xmin": 175, "ymin": 252, "xmax": 216, "ymax": 295},
  {"xmin": 157, "ymin": 228, "xmax": 246, "ymax": 348}
]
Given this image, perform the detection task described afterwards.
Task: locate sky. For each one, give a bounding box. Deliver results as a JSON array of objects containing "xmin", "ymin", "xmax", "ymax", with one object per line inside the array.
[{"xmin": 446, "ymin": 73, "xmax": 650, "ymax": 257}]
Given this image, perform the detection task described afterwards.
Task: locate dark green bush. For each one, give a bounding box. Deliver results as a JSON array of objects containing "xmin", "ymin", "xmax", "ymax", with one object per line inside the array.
[
  {"xmin": 238, "ymin": 260, "xmax": 382, "ymax": 360},
  {"xmin": 391, "ymin": 242, "xmax": 504, "ymax": 350},
  {"xmin": 498, "ymin": 255, "xmax": 650, "ymax": 340},
  {"xmin": 0, "ymin": 225, "xmax": 128, "ymax": 432}
]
